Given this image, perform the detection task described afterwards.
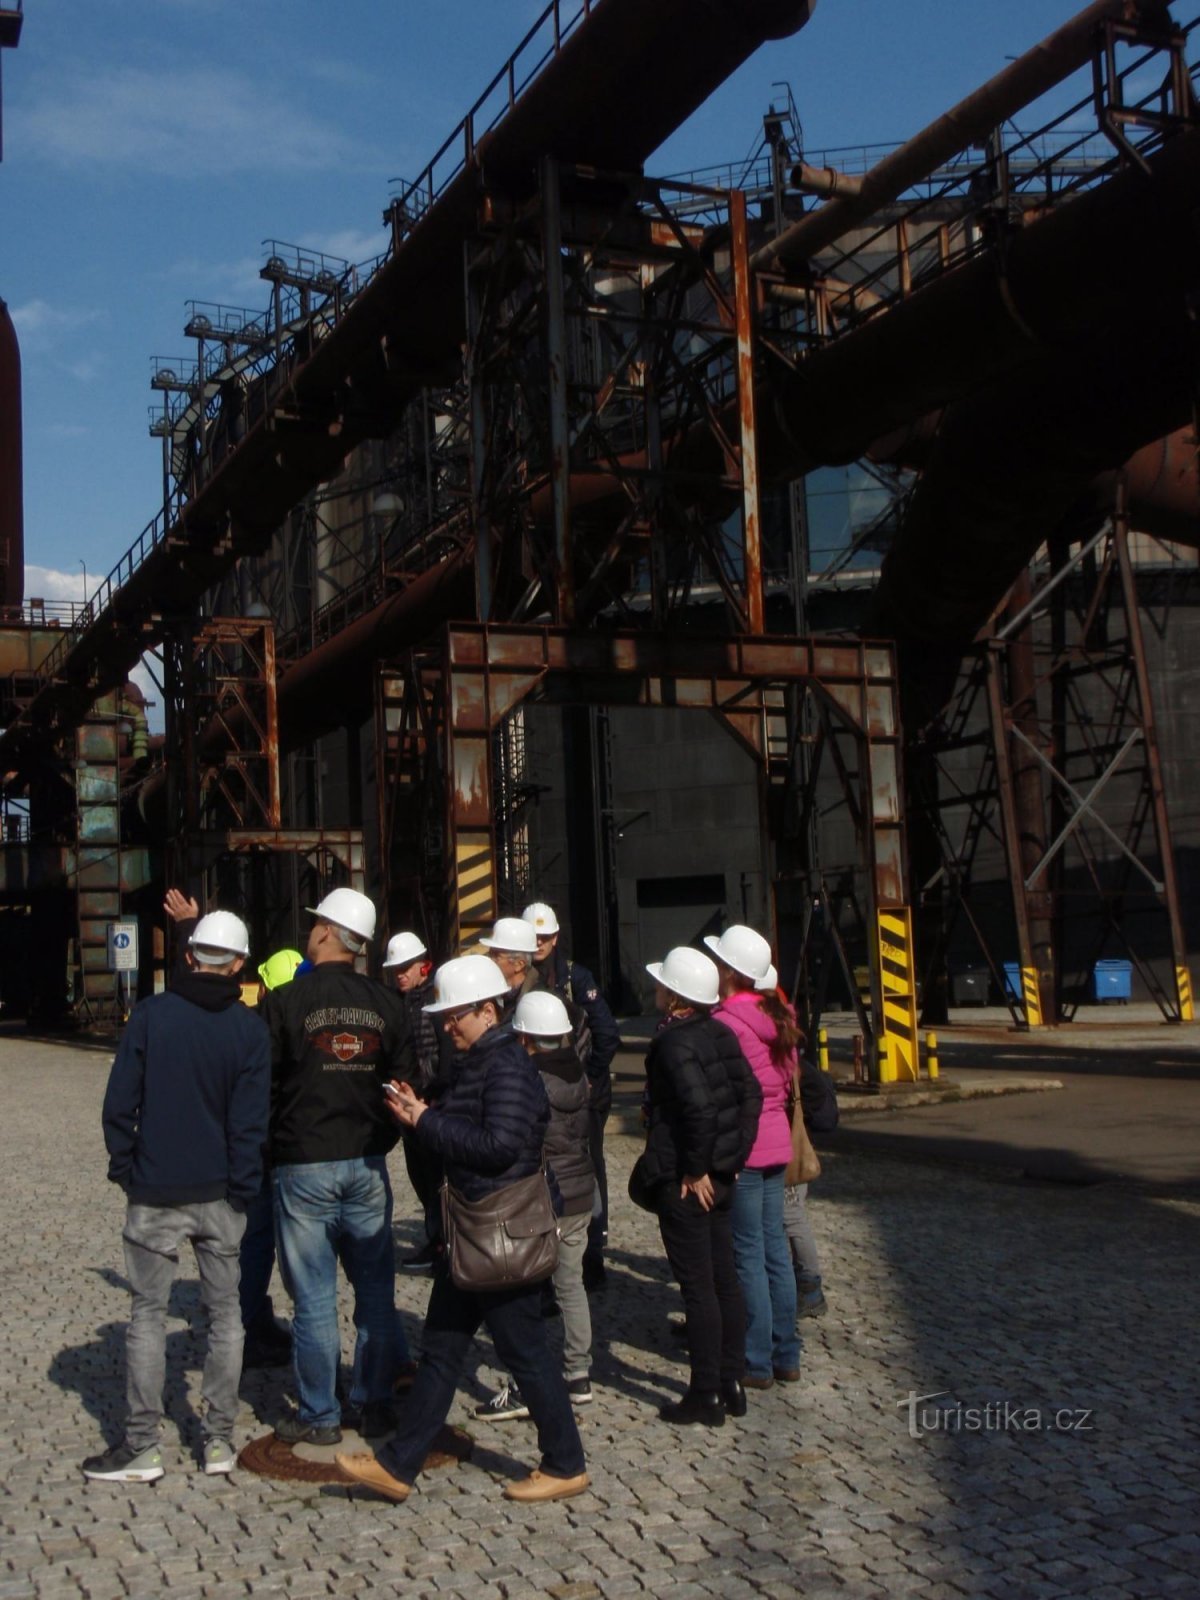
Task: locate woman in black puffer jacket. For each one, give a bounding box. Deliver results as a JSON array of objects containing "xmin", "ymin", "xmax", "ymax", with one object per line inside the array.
[
  {"xmin": 637, "ymin": 946, "xmax": 762, "ymax": 1428},
  {"xmin": 335, "ymin": 955, "xmax": 588, "ymax": 1506}
]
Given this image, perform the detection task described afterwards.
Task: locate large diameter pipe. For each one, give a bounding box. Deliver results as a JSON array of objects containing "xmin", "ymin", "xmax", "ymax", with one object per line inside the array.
[
  {"xmin": 0, "ymin": 299, "xmax": 23, "ymax": 609},
  {"xmin": 754, "ymin": 0, "xmax": 1171, "ymax": 272},
  {"xmin": 760, "ymin": 123, "xmax": 1200, "ymax": 471},
  {"xmin": 275, "ymin": 550, "xmax": 474, "ymax": 751},
  {"xmin": 866, "ymin": 305, "xmax": 1194, "ymax": 648}
]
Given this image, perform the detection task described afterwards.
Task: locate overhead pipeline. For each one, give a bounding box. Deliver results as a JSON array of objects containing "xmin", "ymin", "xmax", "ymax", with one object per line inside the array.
[{"xmin": 0, "ymin": 299, "xmax": 23, "ymax": 609}]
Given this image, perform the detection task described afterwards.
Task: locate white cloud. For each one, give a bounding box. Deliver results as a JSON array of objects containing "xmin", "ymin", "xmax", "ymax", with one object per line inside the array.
[
  {"xmin": 9, "ymin": 300, "xmax": 106, "ymax": 347},
  {"xmin": 24, "ymin": 562, "xmax": 88, "ymax": 604},
  {"xmin": 22, "ymin": 64, "xmax": 381, "ymax": 176},
  {"xmin": 311, "ymin": 226, "xmax": 390, "ymax": 269}
]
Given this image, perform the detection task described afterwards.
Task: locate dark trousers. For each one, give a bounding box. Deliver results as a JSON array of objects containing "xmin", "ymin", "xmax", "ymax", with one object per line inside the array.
[
  {"xmin": 403, "ymin": 1136, "xmax": 443, "ymax": 1243},
  {"xmin": 584, "ymin": 1104, "xmax": 609, "ymax": 1265},
  {"xmin": 378, "ymin": 1267, "xmax": 586, "ymax": 1485},
  {"xmin": 656, "ymin": 1177, "xmax": 745, "ymax": 1393},
  {"xmin": 238, "ymin": 1174, "xmax": 279, "ymax": 1337}
]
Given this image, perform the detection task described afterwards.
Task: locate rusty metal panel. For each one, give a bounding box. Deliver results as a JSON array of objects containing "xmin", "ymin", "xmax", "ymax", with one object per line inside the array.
[
  {"xmin": 810, "ymin": 642, "xmax": 863, "ymax": 680},
  {"xmin": 865, "ymin": 685, "xmax": 897, "ymax": 739},
  {"xmin": 80, "ymin": 890, "xmax": 121, "ymax": 919},
  {"xmin": 863, "ymin": 646, "xmax": 895, "ymax": 681},
  {"xmin": 77, "ymin": 725, "xmax": 119, "ymax": 762},
  {"xmin": 450, "ymin": 672, "xmax": 489, "ymax": 733},
  {"xmin": 869, "ymin": 745, "xmax": 901, "ymax": 824},
  {"xmin": 486, "ymin": 632, "xmax": 549, "ymax": 669},
  {"xmin": 79, "ymin": 805, "xmax": 120, "ymax": 843},
  {"xmin": 738, "ymin": 640, "xmax": 806, "ymax": 678},
  {"xmin": 0, "ymin": 626, "xmax": 68, "ymax": 677},
  {"xmin": 453, "ymin": 737, "xmax": 492, "ymax": 827},
  {"xmin": 487, "ymin": 671, "xmax": 544, "ymax": 723},
  {"xmin": 820, "ymin": 680, "xmax": 865, "ymax": 730},
  {"xmin": 448, "ymin": 630, "xmax": 487, "ymax": 666},
  {"xmin": 76, "ymin": 846, "xmax": 121, "ymax": 889},
  {"xmin": 76, "ymin": 767, "xmax": 118, "ymax": 804},
  {"xmin": 872, "ymin": 833, "xmax": 907, "ymax": 907}
]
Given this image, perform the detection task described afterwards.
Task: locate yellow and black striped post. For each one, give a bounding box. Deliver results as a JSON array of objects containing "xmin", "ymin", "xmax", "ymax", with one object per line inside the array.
[
  {"xmin": 924, "ymin": 1029, "xmax": 939, "ymax": 1081},
  {"xmin": 875, "ymin": 907, "xmax": 919, "ymax": 1082},
  {"xmin": 817, "ymin": 1026, "xmax": 829, "ymax": 1073},
  {"xmin": 1177, "ymin": 966, "xmax": 1194, "ymax": 1023},
  {"xmin": 1019, "ymin": 966, "xmax": 1043, "ymax": 1028}
]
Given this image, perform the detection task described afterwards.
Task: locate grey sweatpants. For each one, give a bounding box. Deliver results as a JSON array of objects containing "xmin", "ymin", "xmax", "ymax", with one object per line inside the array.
[{"xmin": 122, "ymin": 1199, "xmax": 246, "ymax": 1451}]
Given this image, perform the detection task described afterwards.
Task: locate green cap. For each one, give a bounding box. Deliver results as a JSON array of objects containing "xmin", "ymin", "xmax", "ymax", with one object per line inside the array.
[{"xmin": 258, "ymin": 948, "xmax": 303, "ymax": 991}]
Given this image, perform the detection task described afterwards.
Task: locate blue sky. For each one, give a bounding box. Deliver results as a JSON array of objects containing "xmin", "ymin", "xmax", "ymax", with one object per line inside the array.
[{"xmin": 4, "ymin": 0, "xmax": 1197, "ymax": 613}]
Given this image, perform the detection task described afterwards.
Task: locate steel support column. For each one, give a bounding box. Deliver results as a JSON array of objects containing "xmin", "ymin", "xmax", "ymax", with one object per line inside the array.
[{"xmin": 1113, "ymin": 485, "xmax": 1194, "ymax": 1020}]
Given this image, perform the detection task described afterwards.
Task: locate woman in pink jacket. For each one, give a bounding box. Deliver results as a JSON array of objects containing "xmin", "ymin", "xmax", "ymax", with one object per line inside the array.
[{"xmin": 708, "ymin": 926, "xmax": 801, "ymax": 1389}]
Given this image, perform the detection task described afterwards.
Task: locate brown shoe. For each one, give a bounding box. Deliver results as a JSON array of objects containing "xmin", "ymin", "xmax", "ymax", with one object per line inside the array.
[
  {"xmin": 743, "ymin": 1375, "xmax": 774, "ymax": 1391},
  {"xmin": 503, "ymin": 1468, "xmax": 590, "ymax": 1503},
  {"xmin": 773, "ymin": 1367, "xmax": 801, "ymax": 1383},
  {"xmin": 334, "ymin": 1451, "xmax": 412, "ymax": 1503}
]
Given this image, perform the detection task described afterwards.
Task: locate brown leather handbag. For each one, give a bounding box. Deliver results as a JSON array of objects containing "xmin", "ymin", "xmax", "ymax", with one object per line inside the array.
[
  {"xmin": 440, "ymin": 1167, "xmax": 560, "ymax": 1293},
  {"xmin": 785, "ymin": 1069, "xmax": 822, "ymax": 1187}
]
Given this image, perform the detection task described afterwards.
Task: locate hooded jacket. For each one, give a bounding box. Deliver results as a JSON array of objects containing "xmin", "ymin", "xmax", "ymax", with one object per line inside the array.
[
  {"xmin": 102, "ymin": 968, "xmax": 271, "ymax": 1207},
  {"xmin": 712, "ymin": 989, "xmax": 794, "ymax": 1169},
  {"xmin": 531, "ymin": 1041, "xmax": 594, "ymax": 1215},
  {"xmin": 638, "ymin": 1011, "xmax": 762, "ymax": 1189}
]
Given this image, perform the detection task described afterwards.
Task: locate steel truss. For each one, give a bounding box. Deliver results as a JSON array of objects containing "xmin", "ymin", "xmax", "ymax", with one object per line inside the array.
[
  {"xmin": 377, "ymin": 623, "xmax": 920, "ymax": 1082},
  {"xmin": 914, "ymin": 497, "xmax": 1194, "ymax": 1026},
  {"xmin": 163, "ymin": 616, "xmax": 363, "ymax": 958}
]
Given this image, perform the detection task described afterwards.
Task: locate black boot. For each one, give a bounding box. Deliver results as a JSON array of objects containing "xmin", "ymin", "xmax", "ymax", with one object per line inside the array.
[
  {"xmin": 720, "ymin": 1379, "xmax": 747, "ymax": 1418},
  {"xmin": 660, "ymin": 1389, "xmax": 726, "ymax": 1427}
]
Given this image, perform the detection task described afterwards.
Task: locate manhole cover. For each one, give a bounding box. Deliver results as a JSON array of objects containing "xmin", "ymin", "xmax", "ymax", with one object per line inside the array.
[{"xmin": 238, "ymin": 1426, "xmax": 472, "ymax": 1484}]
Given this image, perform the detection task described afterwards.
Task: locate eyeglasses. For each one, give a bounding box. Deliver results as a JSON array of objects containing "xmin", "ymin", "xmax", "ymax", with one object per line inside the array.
[{"xmin": 442, "ymin": 1004, "xmax": 481, "ymax": 1024}]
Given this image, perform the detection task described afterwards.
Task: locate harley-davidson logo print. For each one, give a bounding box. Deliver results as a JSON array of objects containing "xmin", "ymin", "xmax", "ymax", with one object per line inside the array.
[{"xmin": 330, "ymin": 1032, "xmax": 363, "ymax": 1062}]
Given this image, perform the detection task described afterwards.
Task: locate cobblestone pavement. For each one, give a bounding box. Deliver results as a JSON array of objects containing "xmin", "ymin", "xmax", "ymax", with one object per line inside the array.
[{"xmin": 3, "ymin": 1034, "xmax": 1199, "ymax": 1599}]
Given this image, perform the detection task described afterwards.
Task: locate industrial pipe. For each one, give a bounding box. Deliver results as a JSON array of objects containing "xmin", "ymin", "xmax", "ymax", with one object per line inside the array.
[
  {"xmin": 865, "ymin": 306, "xmax": 1195, "ymax": 648},
  {"xmin": 0, "ymin": 298, "xmax": 23, "ymax": 609},
  {"xmin": 753, "ymin": 0, "xmax": 1172, "ymax": 272}
]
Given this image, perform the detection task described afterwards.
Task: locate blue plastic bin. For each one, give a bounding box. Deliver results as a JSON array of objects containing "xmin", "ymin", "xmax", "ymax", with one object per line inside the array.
[
  {"xmin": 1003, "ymin": 963, "xmax": 1021, "ymax": 1001},
  {"xmin": 1093, "ymin": 959, "xmax": 1132, "ymax": 1002}
]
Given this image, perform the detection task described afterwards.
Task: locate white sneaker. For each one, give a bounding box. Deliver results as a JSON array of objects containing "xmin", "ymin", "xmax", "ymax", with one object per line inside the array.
[{"xmin": 203, "ymin": 1438, "xmax": 236, "ymax": 1475}]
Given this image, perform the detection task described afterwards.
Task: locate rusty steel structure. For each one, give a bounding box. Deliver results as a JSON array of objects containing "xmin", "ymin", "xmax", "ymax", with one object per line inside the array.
[
  {"xmin": 1, "ymin": 0, "xmax": 1199, "ymax": 1065},
  {"xmin": 911, "ymin": 495, "xmax": 1196, "ymax": 1029}
]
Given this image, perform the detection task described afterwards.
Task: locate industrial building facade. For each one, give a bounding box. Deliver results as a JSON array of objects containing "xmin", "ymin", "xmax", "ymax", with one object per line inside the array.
[{"xmin": 2, "ymin": 0, "xmax": 1199, "ymax": 1072}]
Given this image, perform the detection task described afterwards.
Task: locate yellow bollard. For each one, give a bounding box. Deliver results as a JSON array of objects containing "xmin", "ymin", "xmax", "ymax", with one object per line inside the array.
[
  {"xmin": 817, "ymin": 1026, "xmax": 829, "ymax": 1073},
  {"xmin": 875, "ymin": 1033, "xmax": 893, "ymax": 1082},
  {"xmin": 924, "ymin": 1029, "xmax": 939, "ymax": 1080}
]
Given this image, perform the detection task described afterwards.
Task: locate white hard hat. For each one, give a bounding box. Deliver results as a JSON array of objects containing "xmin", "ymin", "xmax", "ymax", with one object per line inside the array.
[
  {"xmin": 704, "ymin": 925, "xmax": 773, "ymax": 984},
  {"xmin": 521, "ymin": 902, "xmax": 560, "ymax": 936},
  {"xmin": 383, "ymin": 931, "xmax": 428, "ymax": 969},
  {"xmin": 513, "ymin": 990, "xmax": 572, "ymax": 1038},
  {"xmin": 306, "ymin": 887, "xmax": 376, "ymax": 942},
  {"xmin": 756, "ymin": 963, "xmax": 778, "ymax": 994},
  {"xmin": 479, "ymin": 915, "xmax": 538, "ymax": 954},
  {"xmin": 189, "ymin": 910, "xmax": 250, "ymax": 963},
  {"xmin": 423, "ymin": 953, "xmax": 510, "ymax": 1014},
  {"xmin": 646, "ymin": 946, "xmax": 719, "ymax": 1008}
]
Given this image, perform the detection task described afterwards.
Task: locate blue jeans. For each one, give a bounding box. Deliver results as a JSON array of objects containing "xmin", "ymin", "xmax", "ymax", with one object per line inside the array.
[
  {"xmin": 731, "ymin": 1165, "xmax": 800, "ymax": 1379},
  {"xmin": 273, "ymin": 1157, "xmax": 406, "ymax": 1427},
  {"xmin": 378, "ymin": 1266, "xmax": 586, "ymax": 1486}
]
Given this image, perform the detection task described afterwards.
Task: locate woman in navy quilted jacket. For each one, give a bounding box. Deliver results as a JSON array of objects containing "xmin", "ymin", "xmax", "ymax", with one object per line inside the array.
[{"xmin": 335, "ymin": 955, "xmax": 588, "ymax": 1506}]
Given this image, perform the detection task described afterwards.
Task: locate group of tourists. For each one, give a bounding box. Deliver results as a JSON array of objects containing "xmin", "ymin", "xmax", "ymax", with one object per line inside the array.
[{"xmin": 84, "ymin": 886, "xmax": 836, "ymax": 1508}]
